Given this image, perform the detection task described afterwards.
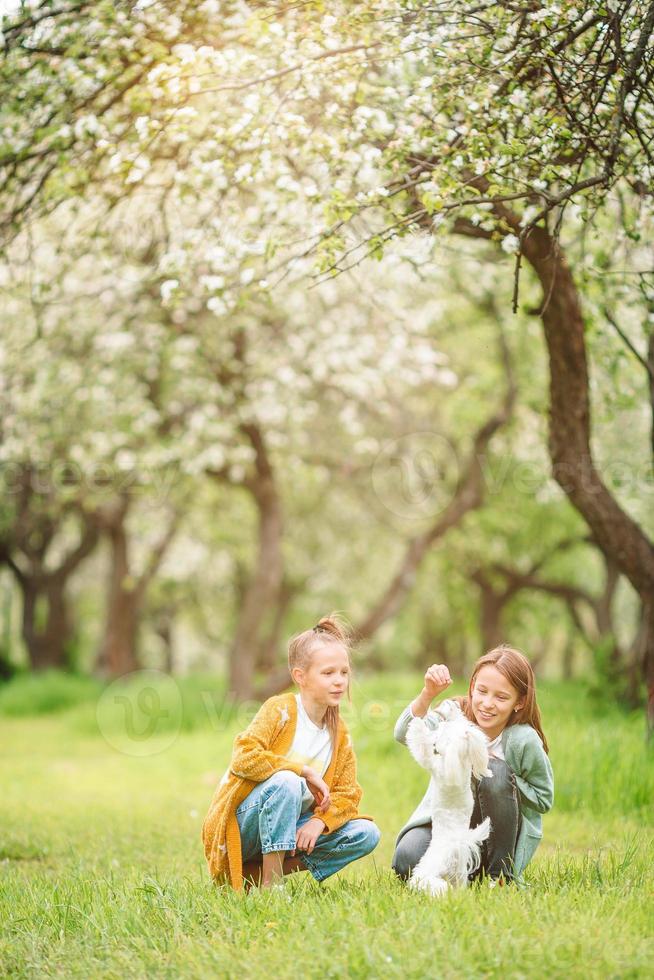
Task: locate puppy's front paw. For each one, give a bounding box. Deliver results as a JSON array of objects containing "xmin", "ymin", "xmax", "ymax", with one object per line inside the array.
[
  {"xmin": 434, "ymin": 698, "xmax": 460, "ymax": 721},
  {"xmin": 406, "ymin": 717, "xmax": 435, "ymax": 771}
]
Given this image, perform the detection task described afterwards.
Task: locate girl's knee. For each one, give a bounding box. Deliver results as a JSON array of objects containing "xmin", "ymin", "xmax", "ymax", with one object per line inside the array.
[
  {"xmin": 391, "ymin": 854, "xmax": 410, "ymax": 880},
  {"xmin": 391, "ymin": 825, "xmax": 431, "ymax": 880},
  {"xmin": 391, "ymin": 840, "xmax": 414, "ymax": 880},
  {"xmin": 361, "ymin": 821, "xmax": 381, "ymax": 855},
  {"xmin": 264, "ymin": 770, "xmax": 303, "ymax": 797},
  {"xmin": 342, "ymin": 819, "xmax": 381, "ymax": 856}
]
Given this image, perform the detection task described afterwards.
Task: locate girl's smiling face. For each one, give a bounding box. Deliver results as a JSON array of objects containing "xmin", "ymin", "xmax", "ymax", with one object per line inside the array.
[{"xmin": 471, "ymin": 665, "xmax": 525, "ymax": 739}]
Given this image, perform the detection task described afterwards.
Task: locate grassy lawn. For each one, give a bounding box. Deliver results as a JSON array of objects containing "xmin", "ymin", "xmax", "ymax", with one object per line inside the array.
[{"xmin": 1, "ymin": 673, "xmax": 653, "ymax": 978}]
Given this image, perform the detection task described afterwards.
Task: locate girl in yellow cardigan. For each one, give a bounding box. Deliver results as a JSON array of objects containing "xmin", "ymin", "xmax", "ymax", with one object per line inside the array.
[{"xmin": 201, "ymin": 615, "xmax": 380, "ymax": 891}]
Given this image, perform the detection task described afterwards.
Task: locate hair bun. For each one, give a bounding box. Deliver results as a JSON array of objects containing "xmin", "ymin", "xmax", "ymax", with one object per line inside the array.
[{"xmin": 313, "ymin": 612, "xmax": 351, "ymax": 644}]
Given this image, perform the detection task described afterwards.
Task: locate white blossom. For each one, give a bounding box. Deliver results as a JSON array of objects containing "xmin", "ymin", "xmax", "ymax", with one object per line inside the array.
[
  {"xmin": 501, "ymin": 234, "xmax": 521, "ymax": 254},
  {"xmin": 160, "ymin": 279, "xmax": 179, "ymax": 303}
]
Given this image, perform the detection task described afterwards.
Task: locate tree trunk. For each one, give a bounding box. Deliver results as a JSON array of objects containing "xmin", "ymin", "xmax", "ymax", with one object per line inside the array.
[
  {"xmin": 594, "ymin": 554, "xmax": 625, "ymax": 685},
  {"xmin": 94, "ymin": 499, "xmax": 179, "ymax": 679},
  {"xmin": 21, "ymin": 575, "xmax": 72, "ymax": 670},
  {"xmin": 477, "ymin": 583, "xmax": 506, "ymax": 651},
  {"xmin": 647, "ymin": 320, "xmax": 654, "ymax": 470},
  {"xmin": 416, "ymin": 630, "xmax": 467, "ymax": 679},
  {"xmin": 641, "ymin": 600, "xmax": 654, "ymax": 732},
  {"xmin": 254, "ymin": 578, "xmax": 298, "ymax": 674},
  {"xmin": 0, "ymin": 506, "xmax": 99, "ymax": 672},
  {"xmin": 228, "ymin": 424, "xmax": 284, "ymax": 700},
  {"xmin": 622, "ymin": 603, "xmax": 646, "ymax": 709},
  {"xmin": 96, "ymin": 518, "xmax": 141, "ymax": 677},
  {"xmin": 562, "ymin": 628, "xmax": 575, "ymax": 680},
  {"xmin": 154, "ymin": 613, "xmax": 175, "ymax": 674}
]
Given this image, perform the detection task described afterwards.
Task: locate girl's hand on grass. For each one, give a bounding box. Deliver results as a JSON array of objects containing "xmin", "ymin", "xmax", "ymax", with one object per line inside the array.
[
  {"xmin": 301, "ymin": 767, "xmax": 331, "ymax": 813},
  {"xmin": 291, "ymin": 817, "xmax": 326, "ymax": 856},
  {"xmin": 423, "ymin": 663, "xmax": 453, "ymax": 699}
]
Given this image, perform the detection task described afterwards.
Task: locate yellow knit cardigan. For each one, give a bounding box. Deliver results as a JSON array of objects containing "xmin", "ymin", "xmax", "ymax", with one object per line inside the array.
[{"xmin": 201, "ymin": 692, "xmax": 373, "ymax": 890}]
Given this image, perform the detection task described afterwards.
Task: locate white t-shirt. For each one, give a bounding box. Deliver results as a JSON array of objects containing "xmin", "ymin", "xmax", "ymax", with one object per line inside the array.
[
  {"xmin": 286, "ymin": 695, "xmax": 333, "ymax": 812},
  {"xmin": 486, "ymin": 732, "xmax": 505, "ymax": 760}
]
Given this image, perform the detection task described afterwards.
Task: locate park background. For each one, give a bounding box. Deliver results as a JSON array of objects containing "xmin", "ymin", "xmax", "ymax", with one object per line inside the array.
[{"xmin": 1, "ymin": 1, "xmax": 653, "ymax": 977}]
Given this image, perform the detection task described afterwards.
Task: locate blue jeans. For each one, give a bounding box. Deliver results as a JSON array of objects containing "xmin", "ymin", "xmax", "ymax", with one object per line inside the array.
[
  {"xmin": 236, "ymin": 770, "xmax": 381, "ymax": 882},
  {"xmin": 391, "ymin": 757, "xmax": 522, "ymax": 882}
]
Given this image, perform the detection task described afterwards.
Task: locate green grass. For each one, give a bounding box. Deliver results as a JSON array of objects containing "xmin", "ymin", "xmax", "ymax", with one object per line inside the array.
[{"xmin": 1, "ymin": 672, "xmax": 653, "ymax": 978}]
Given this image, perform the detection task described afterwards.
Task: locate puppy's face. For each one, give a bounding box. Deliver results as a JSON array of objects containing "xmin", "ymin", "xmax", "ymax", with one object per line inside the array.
[{"xmin": 430, "ymin": 719, "xmax": 493, "ymax": 785}]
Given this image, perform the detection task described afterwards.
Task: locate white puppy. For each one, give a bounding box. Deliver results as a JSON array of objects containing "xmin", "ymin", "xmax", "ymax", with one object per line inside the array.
[{"xmin": 405, "ymin": 698, "xmax": 493, "ymax": 896}]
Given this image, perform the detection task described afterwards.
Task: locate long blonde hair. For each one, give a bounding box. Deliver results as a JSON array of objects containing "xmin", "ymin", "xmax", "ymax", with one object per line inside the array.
[
  {"xmin": 456, "ymin": 644, "xmax": 549, "ymax": 753},
  {"xmin": 287, "ymin": 612, "xmax": 353, "ymax": 747}
]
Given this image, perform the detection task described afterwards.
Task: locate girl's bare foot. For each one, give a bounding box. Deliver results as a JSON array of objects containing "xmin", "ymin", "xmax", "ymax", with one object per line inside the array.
[{"xmin": 242, "ymin": 854, "xmax": 307, "ymax": 891}]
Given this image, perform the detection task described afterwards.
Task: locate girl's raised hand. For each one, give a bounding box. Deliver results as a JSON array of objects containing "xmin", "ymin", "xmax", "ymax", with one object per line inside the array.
[{"xmin": 423, "ymin": 663, "xmax": 453, "ymax": 699}]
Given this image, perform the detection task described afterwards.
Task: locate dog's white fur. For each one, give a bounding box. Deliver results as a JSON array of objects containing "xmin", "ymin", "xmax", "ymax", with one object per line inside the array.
[{"xmin": 405, "ymin": 699, "xmax": 493, "ymax": 897}]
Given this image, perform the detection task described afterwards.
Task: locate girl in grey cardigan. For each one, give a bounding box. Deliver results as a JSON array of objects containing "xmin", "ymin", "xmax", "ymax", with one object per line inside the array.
[{"xmin": 392, "ymin": 644, "xmax": 554, "ymax": 888}]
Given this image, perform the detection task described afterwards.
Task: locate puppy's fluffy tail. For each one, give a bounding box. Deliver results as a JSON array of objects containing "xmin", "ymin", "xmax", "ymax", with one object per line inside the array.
[
  {"xmin": 468, "ymin": 816, "xmax": 491, "ymax": 848},
  {"xmin": 453, "ymin": 817, "xmax": 492, "ymax": 879}
]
